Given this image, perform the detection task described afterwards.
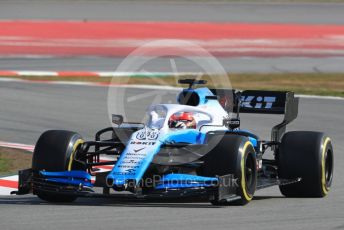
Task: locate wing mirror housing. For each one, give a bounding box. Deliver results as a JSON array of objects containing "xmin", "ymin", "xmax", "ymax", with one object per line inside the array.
[{"xmin": 112, "ymin": 114, "xmax": 123, "ymax": 126}]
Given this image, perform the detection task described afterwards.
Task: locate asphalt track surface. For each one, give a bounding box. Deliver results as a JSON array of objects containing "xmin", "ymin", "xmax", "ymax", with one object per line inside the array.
[
  {"xmin": 1, "ymin": 0, "xmax": 344, "ymax": 72},
  {"xmin": 2, "ymin": 56, "xmax": 344, "ymax": 73},
  {"xmin": 1, "ymin": 0, "xmax": 344, "ymax": 23},
  {"xmin": 0, "ymin": 81, "xmax": 344, "ymax": 230}
]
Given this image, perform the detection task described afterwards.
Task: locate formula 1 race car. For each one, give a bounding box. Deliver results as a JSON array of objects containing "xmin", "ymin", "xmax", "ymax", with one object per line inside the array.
[{"xmin": 14, "ymin": 79, "xmax": 334, "ymax": 205}]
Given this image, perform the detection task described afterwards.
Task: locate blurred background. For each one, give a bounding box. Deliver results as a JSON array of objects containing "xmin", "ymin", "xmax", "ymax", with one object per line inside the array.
[{"xmin": 1, "ymin": 0, "xmax": 343, "ymax": 142}]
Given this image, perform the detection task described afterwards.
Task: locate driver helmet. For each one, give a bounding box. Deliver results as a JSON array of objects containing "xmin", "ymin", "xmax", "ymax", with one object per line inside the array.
[{"xmin": 168, "ymin": 112, "xmax": 196, "ymax": 129}]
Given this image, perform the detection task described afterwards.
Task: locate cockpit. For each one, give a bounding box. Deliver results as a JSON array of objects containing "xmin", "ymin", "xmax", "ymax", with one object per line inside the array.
[{"xmin": 145, "ymin": 105, "xmax": 212, "ymax": 131}]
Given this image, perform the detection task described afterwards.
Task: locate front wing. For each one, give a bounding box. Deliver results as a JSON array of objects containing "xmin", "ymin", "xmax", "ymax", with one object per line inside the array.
[{"xmin": 13, "ymin": 169, "xmax": 300, "ymax": 203}]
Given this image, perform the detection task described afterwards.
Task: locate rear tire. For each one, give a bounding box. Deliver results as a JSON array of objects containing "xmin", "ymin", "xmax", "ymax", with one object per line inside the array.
[
  {"xmin": 201, "ymin": 134, "xmax": 257, "ymax": 205},
  {"xmin": 32, "ymin": 130, "xmax": 84, "ymax": 202},
  {"xmin": 278, "ymin": 131, "xmax": 334, "ymax": 197}
]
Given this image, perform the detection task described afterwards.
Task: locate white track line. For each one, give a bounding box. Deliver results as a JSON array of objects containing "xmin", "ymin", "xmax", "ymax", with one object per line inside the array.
[
  {"xmin": 0, "ymin": 141, "xmax": 35, "ymax": 152},
  {"xmin": 296, "ymin": 94, "xmax": 344, "ymax": 100},
  {"xmin": 0, "ymin": 70, "xmax": 196, "ymax": 78},
  {"xmin": 0, "ymin": 187, "xmax": 16, "ymax": 196}
]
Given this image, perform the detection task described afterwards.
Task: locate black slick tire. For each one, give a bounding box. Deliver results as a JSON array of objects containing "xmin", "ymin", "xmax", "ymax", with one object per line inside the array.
[
  {"xmin": 32, "ymin": 130, "xmax": 84, "ymax": 202},
  {"xmin": 278, "ymin": 131, "xmax": 334, "ymax": 197},
  {"xmin": 201, "ymin": 134, "xmax": 257, "ymax": 205}
]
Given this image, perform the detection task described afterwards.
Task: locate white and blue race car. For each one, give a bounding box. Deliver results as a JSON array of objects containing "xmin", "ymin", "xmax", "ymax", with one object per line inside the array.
[{"xmin": 15, "ymin": 79, "xmax": 334, "ymax": 205}]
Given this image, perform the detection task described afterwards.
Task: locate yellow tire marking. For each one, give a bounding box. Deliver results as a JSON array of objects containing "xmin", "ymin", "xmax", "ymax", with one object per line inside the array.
[
  {"xmin": 241, "ymin": 141, "xmax": 254, "ymax": 201},
  {"xmin": 67, "ymin": 139, "xmax": 84, "ymax": 171},
  {"xmin": 321, "ymin": 137, "xmax": 331, "ymax": 195}
]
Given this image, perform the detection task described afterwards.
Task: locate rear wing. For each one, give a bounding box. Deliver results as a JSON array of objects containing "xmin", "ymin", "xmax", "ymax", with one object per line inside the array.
[{"xmin": 210, "ymin": 89, "xmax": 299, "ymax": 142}]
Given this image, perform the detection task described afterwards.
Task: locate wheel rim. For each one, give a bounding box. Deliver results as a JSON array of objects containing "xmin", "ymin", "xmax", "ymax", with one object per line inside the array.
[
  {"xmin": 246, "ymin": 166, "xmax": 253, "ymax": 186},
  {"xmin": 325, "ymin": 149, "xmax": 333, "ymax": 188},
  {"xmin": 245, "ymin": 153, "xmax": 255, "ymax": 194}
]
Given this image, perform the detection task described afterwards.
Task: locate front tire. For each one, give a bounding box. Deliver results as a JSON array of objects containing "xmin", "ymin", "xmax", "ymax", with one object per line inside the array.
[
  {"xmin": 201, "ymin": 134, "xmax": 257, "ymax": 205},
  {"xmin": 32, "ymin": 130, "xmax": 84, "ymax": 202},
  {"xmin": 278, "ymin": 131, "xmax": 334, "ymax": 197}
]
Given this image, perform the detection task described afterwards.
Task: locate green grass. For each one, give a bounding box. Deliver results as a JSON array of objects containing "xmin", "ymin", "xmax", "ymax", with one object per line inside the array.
[
  {"xmin": 229, "ymin": 73, "xmax": 344, "ymax": 97},
  {"xmin": 1, "ymin": 73, "xmax": 344, "ymax": 97},
  {"xmin": 0, "ymin": 157, "xmax": 10, "ymax": 173},
  {"xmin": 0, "ymin": 147, "xmax": 32, "ymax": 176}
]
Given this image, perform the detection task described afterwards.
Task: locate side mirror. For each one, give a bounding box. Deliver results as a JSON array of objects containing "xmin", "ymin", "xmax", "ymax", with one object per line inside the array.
[
  {"xmin": 112, "ymin": 114, "xmax": 123, "ymax": 126},
  {"xmin": 223, "ymin": 118, "xmax": 240, "ymax": 130}
]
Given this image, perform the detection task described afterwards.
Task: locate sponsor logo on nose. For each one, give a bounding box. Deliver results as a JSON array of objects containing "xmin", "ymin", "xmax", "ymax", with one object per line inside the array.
[{"xmin": 134, "ymin": 147, "xmax": 145, "ymax": 152}]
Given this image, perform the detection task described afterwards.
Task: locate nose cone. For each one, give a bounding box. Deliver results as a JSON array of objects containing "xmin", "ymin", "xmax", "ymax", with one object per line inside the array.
[
  {"xmin": 106, "ymin": 174, "xmax": 127, "ymax": 190},
  {"xmin": 106, "ymin": 176, "xmax": 114, "ymax": 187}
]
